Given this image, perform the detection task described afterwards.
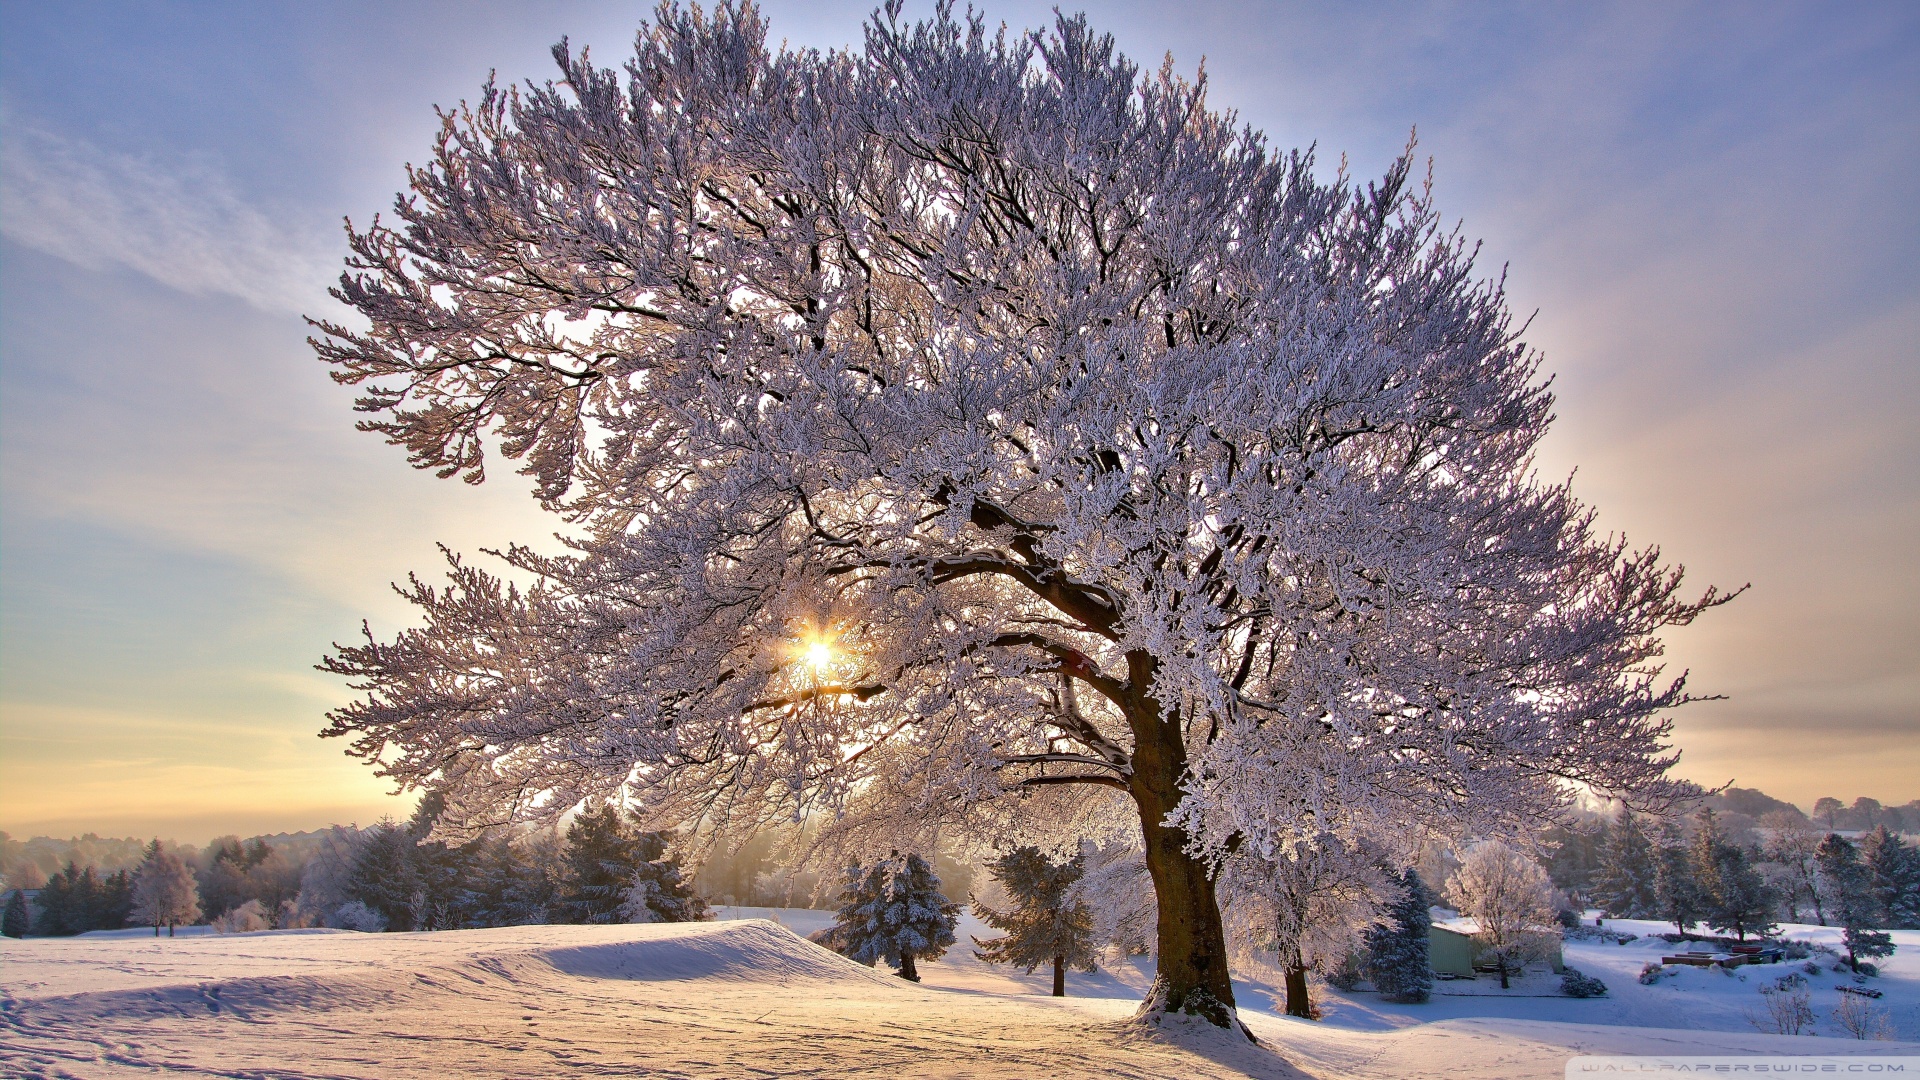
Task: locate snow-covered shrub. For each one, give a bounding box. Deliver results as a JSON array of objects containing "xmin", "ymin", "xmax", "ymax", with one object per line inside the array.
[
  {"xmin": 1325, "ymin": 951, "xmax": 1367, "ymax": 992},
  {"xmin": 331, "ymin": 900, "xmax": 387, "ymax": 933},
  {"xmin": 1748, "ymin": 982, "xmax": 1814, "ymax": 1035},
  {"xmin": 1639, "ymin": 962, "xmax": 1666, "ymax": 985},
  {"xmin": 211, "ymin": 899, "xmax": 270, "ymax": 934},
  {"xmin": 1560, "ymin": 968, "xmax": 1608, "ymax": 998},
  {"xmin": 1830, "ymin": 991, "xmax": 1894, "ymax": 1040}
]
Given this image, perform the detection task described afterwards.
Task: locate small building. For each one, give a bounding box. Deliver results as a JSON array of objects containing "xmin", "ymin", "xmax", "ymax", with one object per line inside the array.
[
  {"xmin": 1428, "ymin": 917, "xmax": 1563, "ymax": 976},
  {"xmin": 1429, "ymin": 924, "xmax": 1479, "ymax": 977}
]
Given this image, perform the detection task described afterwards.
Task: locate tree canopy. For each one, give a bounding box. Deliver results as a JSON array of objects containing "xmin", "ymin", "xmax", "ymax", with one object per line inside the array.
[{"xmin": 314, "ymin": 2, "xmax": 1729, "ymax": 1025}]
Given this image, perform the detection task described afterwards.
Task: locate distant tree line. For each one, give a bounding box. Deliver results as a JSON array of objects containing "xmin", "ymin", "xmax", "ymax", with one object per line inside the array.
[
  {"xmin": 1538, "ymin": 805, "xmax": 1918, "ymax": 955},
  {"xmin": 1, "ymin": 798, "xmax": 711, "ymax": 938}
]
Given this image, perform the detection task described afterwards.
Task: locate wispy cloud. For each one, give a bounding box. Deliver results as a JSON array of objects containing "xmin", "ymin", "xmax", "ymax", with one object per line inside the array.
[{"xmin": 0, "ymin": 119, "xmax": 334, "ymax": 314}]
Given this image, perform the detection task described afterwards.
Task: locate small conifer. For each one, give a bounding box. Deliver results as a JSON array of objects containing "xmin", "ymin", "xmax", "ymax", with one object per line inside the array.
[
  {"xmin": 820, "ymin": 851, "xmax": 957, "ymax": 982},
  {"xmin": 1364, "ymin": 869, "xmax": 1434, "ymax": 1003},
  {"xmin": 2, "ymin": 889, "xmax": 29, "ymax": 938},
  {"xmin": 972, "ymin": 847, "xmax": 1098, "ymax": 996}
]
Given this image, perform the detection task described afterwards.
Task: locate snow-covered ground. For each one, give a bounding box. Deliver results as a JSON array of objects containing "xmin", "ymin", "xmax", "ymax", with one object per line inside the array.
[{"xmin": 1, "ymin": 912, "xmax": 1912, "ymax": 1079}]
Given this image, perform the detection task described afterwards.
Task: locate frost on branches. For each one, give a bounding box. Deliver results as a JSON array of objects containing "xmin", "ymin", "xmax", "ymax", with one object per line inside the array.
[{"xmin": 314, "ymin": 2, "xmax": 1732, "ymax": 1027}]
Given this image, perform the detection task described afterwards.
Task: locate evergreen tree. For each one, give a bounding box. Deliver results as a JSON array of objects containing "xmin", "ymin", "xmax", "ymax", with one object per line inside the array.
[
  {"xmin": 33, "ymin": 862, "xmax": 102, "ymax": 936},
  {"xmin": 405, "ymin": 792, "xmax": 471, "ymax": 929},
  {"xmin": 1859, "ymin": 826, "xmax": 1920, "ymax": 930},
  {"xmin": 1692, "ymin": 810, "xmax": 1776, "ymax": 941},
  {"xmin": 817, "ymin": 862, "xmax": 887, "ymax": 957},
  {"xmin": 1703, "ymin": 843, "xmax": 1775, "ymax": 941},
  {"xmin": 2, "ymin": 889, "xmax": 29, "ymax": 938},
  {"xmin": 1816, "ymin": 833, "xmax": 1896, "ymax": 973},
  {"xmin": 619, "ymin": 831, "xmax": 711, "ymax": 924},
  {"xmin": 1652, "ymin": 822, "xmax": 1702, "ymax": 933},
  {"xmin": 972, "ymin": 847, "xmax": 1097, "ymax": 997},
  {"xmin": 1593, "ymin": 810, "xmax": 1658, "ymax": 918},
  {"xmin": 97, "ymin": 869, "xmax": 134, "ymax": 931},
  {"xmin": 506, "ymin": 831, "xmax": 566, "ymax": 925},
  {"xmin": 821, "ymin": 852, "xmax": 957, "ymax": 982},
  {"xmin": 346, "ymin": 819, "xmax": 420, "ymax": 931},
  {"xmin": 130, "ymin": 841, "xmax": 203, "ymax": 937},
  {"xmin": 463, "ymin": 834, "xmax": 523, "ymax": 928},
  {"xmin": 555, "ymin": 804, "xmax": 644, "ymax": 924},
  {"xmin": 1540, "ymin": 823, "xmax": 1603, "ymax": 905},
  {"xmin": 1364, "ymin": 869, "xmax": 1434, "ymax": 1004}
]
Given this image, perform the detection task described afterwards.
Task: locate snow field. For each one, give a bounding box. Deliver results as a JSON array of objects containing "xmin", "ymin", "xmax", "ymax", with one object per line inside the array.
[{"xmin": 1, "ymin": 914, "xmax": 1913, "ymax": 1079}]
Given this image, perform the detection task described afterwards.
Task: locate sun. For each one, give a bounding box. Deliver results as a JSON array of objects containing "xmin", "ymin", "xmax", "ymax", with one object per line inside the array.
[{"xmin": 803, "ymin": 639, "xmax": 835, "ymax": 673}]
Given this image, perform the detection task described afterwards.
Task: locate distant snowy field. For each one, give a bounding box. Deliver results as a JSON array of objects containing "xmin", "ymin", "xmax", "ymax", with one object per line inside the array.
[{"xmin": 1, "ymin": 912, "xmax": 1912, "ymax": 1079}]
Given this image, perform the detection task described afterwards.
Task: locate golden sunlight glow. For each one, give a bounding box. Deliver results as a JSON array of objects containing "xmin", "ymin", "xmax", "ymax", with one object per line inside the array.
[{"xmin": 803, "ymin": 639, "xmax": 835, "ymax": 673}]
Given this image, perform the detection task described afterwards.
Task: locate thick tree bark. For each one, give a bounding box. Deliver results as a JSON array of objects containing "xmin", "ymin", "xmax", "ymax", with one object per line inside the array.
[
  {"xmin": 1053, "ymin": 955, "xmax": 1065, "ymax": 997},
  {"xmin": 898, "ymin": 950, "xmax": 919, "ymax": 982},
  {"xmin": 1122, "ymin": 658, "xmax": 1239, "ymax": 1029},
  {"xmin": 1283, "ymin": 963, "xmax": 1312, "ymax": 1018}
]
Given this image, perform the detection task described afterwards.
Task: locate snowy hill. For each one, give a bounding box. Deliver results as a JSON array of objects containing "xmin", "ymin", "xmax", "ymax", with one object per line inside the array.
[{"xmin": 2, "ymin": 915, "xmax": 1913, "ymax": 1079}]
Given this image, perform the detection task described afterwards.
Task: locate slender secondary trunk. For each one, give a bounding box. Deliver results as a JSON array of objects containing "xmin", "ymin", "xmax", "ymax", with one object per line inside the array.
[
  {"xmin": 153, "ymin": 925, "xmax": 160, "ymax": 938},
  {"xmin": 1052, "ymin": 955, "xmax": 1065, "ymax": 997},
  {"xmin": 1123, "ymin": 660, "xmax": 1238, "ymax": 1029},
  {"xmin": 1283, "ymin": 962, "xmax": 1312, "ymax": 1018},
  {"xmin": 167, "ymin": 923, "xmax": 175, "ymax": 938},
  {"xmin": 898, "ymin": 950, "xmax": 919, "ymax": 982}
]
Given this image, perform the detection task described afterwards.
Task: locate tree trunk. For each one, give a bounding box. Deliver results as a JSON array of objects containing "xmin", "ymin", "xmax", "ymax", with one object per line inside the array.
[
  {"xmin": 1283, "ymin": 962, "xmax": 1312, "ymax": 1018},
  {"xmin": 167, "ymin": 923, "xmax": 175, "ymax": 938},
  {"xmin": 898, "ymin": 949, "xmax": 919, "ymax": 982},
  {"xmin": 1053, "ymin": 955, "xmax": 1065, "ymax": 997},
  {"xmin": 1123, "ymin": 670, "xmax": 1239, "ymax": 1030},
  {"xmin": 153, "ymin": 925, "xmax": 160, "ymax": 937}
]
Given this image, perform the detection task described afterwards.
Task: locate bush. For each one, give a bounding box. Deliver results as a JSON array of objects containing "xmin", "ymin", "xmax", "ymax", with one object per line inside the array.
[
  {"xmin": 211, "ymin": 899, "xmax": 270, "ymax": 934},
  {"xmin": 1639, "ymin": 962, "xmax": 1666, "ymax": 985},
  {"xmin": 331, "ymin": 900, "xmax": 387, "ymax": 933},
  {"xmin": 1555, "ymin": 908, "xmax": 1581, "ymax": 930},
  {"xmin": 1749, "ymin": 982, "xmax": 1814, "ymax": 1036},
  {"xmin": 1561, "ymin": 968, "xmax": 1608, "ymax": 998},
  {"xmin": 1325, "ymin": 951, "xmax": 1366, "ymax": 991}
]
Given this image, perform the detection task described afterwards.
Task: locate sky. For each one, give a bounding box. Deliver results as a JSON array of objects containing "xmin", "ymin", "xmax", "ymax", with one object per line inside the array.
[{"xmin": 1, "ymin": 1, "xmax": 1914, "ymax": 843}]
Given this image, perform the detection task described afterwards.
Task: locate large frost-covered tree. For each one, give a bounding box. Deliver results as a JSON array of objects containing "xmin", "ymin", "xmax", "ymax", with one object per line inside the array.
[
  {"xmin": 129, "ymin": 842, "xmax": 201, "ymax": 938},
  {"xmin": 1447, "ymin": 840, "xmax": 1555, "ymax": 989},
  {"xmin": 315, "ymin": 2, "xmax": 1729, "ymax": 1027}
]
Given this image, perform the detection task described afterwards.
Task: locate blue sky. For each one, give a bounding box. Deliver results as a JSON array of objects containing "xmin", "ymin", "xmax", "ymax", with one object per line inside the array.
[{"xmin": 2, "ymin": 1, "xmax": 1915, "ymax": 841}]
